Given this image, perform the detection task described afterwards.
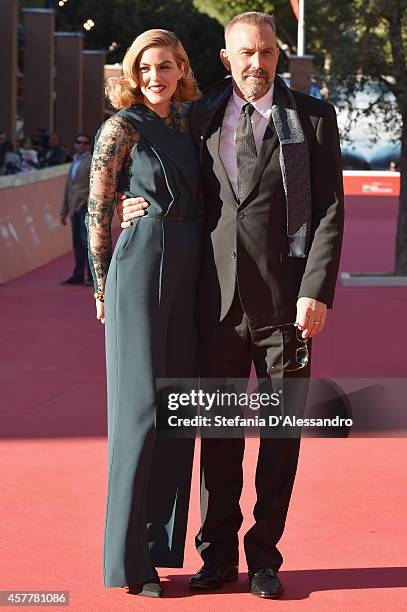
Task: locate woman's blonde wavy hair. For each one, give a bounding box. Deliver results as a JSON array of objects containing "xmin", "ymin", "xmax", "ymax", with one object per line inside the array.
[{"xmin": 105, "ymin": 29, "xmax": 201, "ymax": 109}]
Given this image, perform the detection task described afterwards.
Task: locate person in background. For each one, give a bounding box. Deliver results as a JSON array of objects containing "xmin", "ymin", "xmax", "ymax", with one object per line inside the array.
[
  {"xmin": 0, "ymin": 133, "xmax": 17, "ymax": 174},
  {"xmin": 31, "ymin": 129, "xmax": 49, "ymax": 166},
  {"xmin": 0, "ymin": 141, "xmax": 21, "ymax": 175},
  {"xmin": 43, "ymin": 132, "xmax": 67, "ymax": 167},
  {"xmin": 0, "ymin": 132, "xmax": 9, "ymax": 168},
  {"xmin": 60, "ymin": 133, "xmax": 93, "ymax": 285},
  {"xmin": 388, "ymin": 160, "xmax": 398, "ymax": 172},
  {"xmin": 18, "ymin": 138, "xmax": 39, "ymax": 173}
]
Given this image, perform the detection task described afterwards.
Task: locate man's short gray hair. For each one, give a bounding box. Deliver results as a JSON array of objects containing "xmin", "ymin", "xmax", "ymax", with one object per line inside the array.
[{"xmin": 225, "ymin": 11, "xmax": 276, "ymax": 41}]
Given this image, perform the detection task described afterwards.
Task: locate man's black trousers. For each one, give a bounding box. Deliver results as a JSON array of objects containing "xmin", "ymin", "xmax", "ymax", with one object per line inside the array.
[
  {"xmin": 195, "ymin": 289, "xmax": 311, "ymax": 572},
  {"xmin": 70, "ymin": 207, "xmax": 92, "ymax": 282}
]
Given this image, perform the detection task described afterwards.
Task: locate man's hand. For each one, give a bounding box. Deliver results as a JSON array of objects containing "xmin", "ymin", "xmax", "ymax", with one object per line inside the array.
[
  {"xmin": 295, "ymin": 297, "xmax": 327, "ymax": 339},
  {"xmin": 116, "ymin": 193, "xmax": 149, "ymax": 228},
  {"xmin": 60, "ymin": 214, "xmax": 67, "ymax": 226},
  {"xmin": 96, "ymin": 300, "xmax": 105, "ymax": 325}
]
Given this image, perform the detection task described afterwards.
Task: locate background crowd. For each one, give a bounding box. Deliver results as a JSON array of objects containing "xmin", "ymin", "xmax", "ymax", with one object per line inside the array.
[{"xmin": 0, "ymin": 129, "xmax": 67, "ymax": 175}]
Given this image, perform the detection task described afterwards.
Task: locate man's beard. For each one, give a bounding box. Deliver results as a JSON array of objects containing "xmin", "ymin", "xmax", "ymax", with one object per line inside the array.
[{"xmin": 239, "ymin": 69, "xmax": 271, "ymax": 99}]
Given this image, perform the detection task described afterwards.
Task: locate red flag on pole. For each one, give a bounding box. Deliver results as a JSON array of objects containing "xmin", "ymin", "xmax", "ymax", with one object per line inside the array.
[{"xmin": 290, "ymin": 0, "xmax": 299, "ymax": 20}]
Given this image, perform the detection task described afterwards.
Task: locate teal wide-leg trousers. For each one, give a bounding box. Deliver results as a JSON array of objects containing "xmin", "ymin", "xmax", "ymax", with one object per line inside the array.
[{"xmin": 103, "ymin": 217, "xmax": 202, "ymax": 587}]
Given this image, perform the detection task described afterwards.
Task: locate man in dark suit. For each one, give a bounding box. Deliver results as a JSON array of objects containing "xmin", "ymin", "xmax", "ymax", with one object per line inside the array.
[
  {"xmin": 60, "ymin": 133, "xmax": 93, "ymax": 285},
  {"xmin": 43, "ymin": 132, "xmax": 67, "ymax": 167},
  {"xmin": 119, "ymin": 11, "xmax": 344, "ymax": 599}
]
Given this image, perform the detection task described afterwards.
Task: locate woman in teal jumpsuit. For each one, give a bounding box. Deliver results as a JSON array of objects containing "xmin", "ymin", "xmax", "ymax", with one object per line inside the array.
[{"xmin": 86, "ymin": 30, "xmax": 203, "ymax": 597}]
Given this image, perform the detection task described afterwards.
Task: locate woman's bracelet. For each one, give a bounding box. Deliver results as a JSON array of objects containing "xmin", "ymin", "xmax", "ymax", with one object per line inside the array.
[{"xmin": 94, "ymin": 291, "xmax": 105, "ymax": 303}]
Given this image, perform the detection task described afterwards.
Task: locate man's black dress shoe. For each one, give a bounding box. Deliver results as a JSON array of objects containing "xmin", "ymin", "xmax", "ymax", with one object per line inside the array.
[
  {"xmin": 249, "ymin": 568, "xmax": 284, "ymax": 599},
  {"xmin": 61, "ymin": 276, "xmax": 84, "ymax": 285},
  {"xmin": 189, "ymin": 562, "xmax": 239, "ymax": 590}
]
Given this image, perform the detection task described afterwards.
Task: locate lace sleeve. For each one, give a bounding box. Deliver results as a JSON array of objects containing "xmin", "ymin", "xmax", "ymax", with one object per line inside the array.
[{"xmin": 86, "ymin": 114, "xmax": 139, "ymax": 295}]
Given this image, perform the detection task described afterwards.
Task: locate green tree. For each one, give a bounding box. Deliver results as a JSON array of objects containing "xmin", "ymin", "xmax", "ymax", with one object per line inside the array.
[{"xmin": 304, "ymin": 0, "xmax": 407, "ymax": 274}]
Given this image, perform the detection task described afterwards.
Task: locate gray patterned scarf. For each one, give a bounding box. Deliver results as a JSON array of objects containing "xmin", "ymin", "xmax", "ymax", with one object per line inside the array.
[{"xmin": 271, "ymin": 75, "xmax": 312, "ymax": 257}]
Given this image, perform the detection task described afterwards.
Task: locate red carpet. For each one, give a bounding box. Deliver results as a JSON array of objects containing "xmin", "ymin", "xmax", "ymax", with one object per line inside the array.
[{"xmin": 1, "ymin": 195, "xmax": 406, "ymax": 610}]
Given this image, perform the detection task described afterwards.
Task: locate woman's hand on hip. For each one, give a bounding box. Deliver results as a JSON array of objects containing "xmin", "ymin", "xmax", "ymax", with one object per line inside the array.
[{"xmin": 116, "ymin": 193, "xmax": 150, "ymax": 228}]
